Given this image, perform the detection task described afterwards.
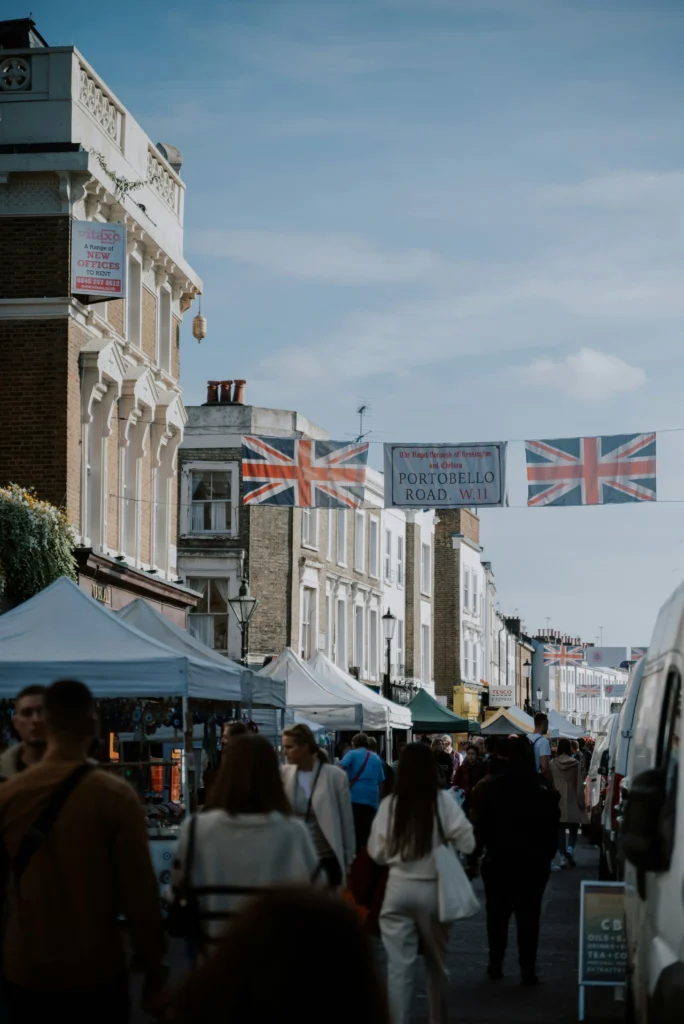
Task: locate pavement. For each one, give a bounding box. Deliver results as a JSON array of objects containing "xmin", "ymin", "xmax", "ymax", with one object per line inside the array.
[
  {"xmin": 131, "ymin": 839, "xmax": 625, "ymax": 1023},
  {"xmin": 410, "ymin": 839, "xmax": 624, "ymax": 1022}
]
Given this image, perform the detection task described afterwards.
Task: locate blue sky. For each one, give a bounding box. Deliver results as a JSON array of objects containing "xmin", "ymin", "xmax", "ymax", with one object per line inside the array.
[{"xmin": 29, "ymin": 0, "xmax": 684, "ymax": 643}]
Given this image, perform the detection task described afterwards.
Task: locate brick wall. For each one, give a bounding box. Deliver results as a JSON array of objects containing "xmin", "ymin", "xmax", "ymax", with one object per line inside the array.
[
  {"xmin": 433, "ymin": 509, "xmax": 481, "ymax": 700},
  {"xmin": 0, "ymin": 318, "xmax": 71, "ymax": 510},
  {"xmin": 107, "ymin": 299, "xmax": 125, "ymax": 337},
  {"xmin": 0, "ymin": 216, "xmax": 70, "ymax": 297},
  {"xmin": 172, "ymin": 316, "xmax": 181, "ymax": 380},
  {"xmin": 107, "ymin": 427, "xmax": 120, "ymax": 550},
  {"xmin": 142, "ymin": 287, "xmax": 156, "ymax": 362}
]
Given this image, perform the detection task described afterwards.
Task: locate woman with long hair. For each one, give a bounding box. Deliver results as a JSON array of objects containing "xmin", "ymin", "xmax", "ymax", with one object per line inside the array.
[
  {"xmin": 367, "ymin": 742, "xmax": 475, "ymax": 1024},
  {"xmin": 169, "ymin": 888, "xmax": 390, "ymax": 1024},
  {"xmin": 474, "ymin": 734, "xmax": 559, "ymax": 985},
  {"xmin": 550, "ymin": 736, "xmax": 586, "ymax": 868},
  {"xmin": 281, "ymin": 723, "xmax": 355, "ymax": 889},
  {"xmin": 170, "ymin": 735, "xmax": 318, "ymax": 953}
]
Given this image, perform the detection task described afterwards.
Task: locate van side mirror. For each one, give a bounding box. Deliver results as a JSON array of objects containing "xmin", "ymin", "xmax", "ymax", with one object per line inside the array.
[
  {"xmin": 597, "ymin": 748, "xmax": 610, "ymax": 777},
  {"xmin": 622, "ymin": 768, "xmax": 668, "ymax": 873}
]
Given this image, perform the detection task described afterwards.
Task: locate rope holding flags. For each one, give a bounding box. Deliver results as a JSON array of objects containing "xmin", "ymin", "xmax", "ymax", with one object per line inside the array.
[{"xmin": 239, "ymin": 432, "xmax": 658, "ymax": 510}]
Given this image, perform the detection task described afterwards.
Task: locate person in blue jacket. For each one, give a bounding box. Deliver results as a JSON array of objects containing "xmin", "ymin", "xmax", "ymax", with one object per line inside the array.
[{"xmin": 340, "ymin": 732, "xmax": 385, "ymax": 852}]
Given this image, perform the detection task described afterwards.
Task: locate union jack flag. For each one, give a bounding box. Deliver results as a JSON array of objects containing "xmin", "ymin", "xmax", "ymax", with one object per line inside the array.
[
  {"xmin": 576, "ymin": 682, "xmax": 600, "ymax": 697},
  {"xmin": 525, "ymin": 433, "xmax": 656, "ymax": 507},
  {"xmin": 631, "ymin": 647, "xmax": 648, "ymax": 662},
  {"xmin": 242, "ymin": 436, "xmax": 369, "ymax": 508},
  {"xmin": 543, "ymin": 643, "xmax": 584, "ymax": 667}
]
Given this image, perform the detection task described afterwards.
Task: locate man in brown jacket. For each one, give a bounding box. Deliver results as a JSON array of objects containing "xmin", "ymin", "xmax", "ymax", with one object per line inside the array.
[{"xmin": 0, "ymin": 680, "xmax": 166, "ymax": 1023}]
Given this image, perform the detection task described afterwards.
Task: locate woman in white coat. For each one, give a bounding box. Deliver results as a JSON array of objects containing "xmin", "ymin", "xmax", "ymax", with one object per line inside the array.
[
  {"xmin": 171, "ymin": 735, "xmax": 319, "ymax": 953},
  {"xmin": 281, "ymin": 723, "xmax": 356, "ymax": 889},
  {"xmin": 368, "ymin": 742, "xmax": 476, "ymax": 1024}
]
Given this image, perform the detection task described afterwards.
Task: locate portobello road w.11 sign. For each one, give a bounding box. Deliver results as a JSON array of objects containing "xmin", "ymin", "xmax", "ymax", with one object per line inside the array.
[{"xmin": 383, "ymin": 443, "xmax": 507, "ymax": 508}]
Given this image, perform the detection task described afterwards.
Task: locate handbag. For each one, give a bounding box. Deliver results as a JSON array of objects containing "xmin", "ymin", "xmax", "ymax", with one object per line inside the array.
[
  {"xmin": 167, "ymin": 814, "xmax": 199, "ymax": 939},
  {"xmin": 347, "ymin": 845, "xmax": 388, "ymax": 938},
  {"xmin": 434, "ymin": 812, "xmax": 480, "ymax": 924}
]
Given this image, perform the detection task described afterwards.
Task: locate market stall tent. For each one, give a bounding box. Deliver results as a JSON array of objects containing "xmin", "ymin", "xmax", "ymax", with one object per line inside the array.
[
  {"xmin": 259, "ymin": 647, "xmax": 363, "ymax": 729},
  {"xmin": 308, "ymin": 651, "xmax": 412, "ymax": 731},
  {"xmin": 0, "ymin": 577, "xmax": 255, "ymax": 701},
  {"xmin": 117, "ymin": 599, "xmax": 285, "ymax": 709},
  {"xmin": 547, "ymin": 709, "xmax": 585, "ymax": 739},
  {"xmin": 481, "ymin": 705, "xmax": 535, "ymax": 735},
  {"xmin": 405, "ymin": 688, "xmax": 470, "ymax": 734}
]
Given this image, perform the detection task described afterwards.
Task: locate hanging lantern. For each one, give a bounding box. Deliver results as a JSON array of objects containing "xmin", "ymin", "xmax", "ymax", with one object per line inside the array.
[{"xmin": 192, "ymin": 311, "xmax": 207, "ymax": 343}]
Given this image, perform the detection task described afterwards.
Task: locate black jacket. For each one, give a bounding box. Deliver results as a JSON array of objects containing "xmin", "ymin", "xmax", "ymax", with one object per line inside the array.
[{"xmin": 474, "ymin": 767, "xmax": 559, "ymax": 865}]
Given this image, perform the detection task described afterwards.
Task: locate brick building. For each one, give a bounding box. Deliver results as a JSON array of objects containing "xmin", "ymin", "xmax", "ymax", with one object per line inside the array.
[
  {"xmin": 0, "ymin": 20, "xmax": 202, "ymax": 621},
  {"xmin": 177, "ymin": 383, "xmax": 435, "ymax": 693}
]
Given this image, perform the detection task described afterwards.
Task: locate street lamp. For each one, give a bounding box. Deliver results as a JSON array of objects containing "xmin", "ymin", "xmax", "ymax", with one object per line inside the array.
[
  {"xmin": 536, "ymin": 687, "xmax": 543, "ymax": 712},
  {"xmin": 544, "ymin": 698, "xmax": 551, "ymax": 713},
  {"xmin": 228, "ymin": 577, "xmax": 259, "ymax": 665},
  {"xmin": 382, "ymin": 607, "xmax": 397, "ymax": 701}
]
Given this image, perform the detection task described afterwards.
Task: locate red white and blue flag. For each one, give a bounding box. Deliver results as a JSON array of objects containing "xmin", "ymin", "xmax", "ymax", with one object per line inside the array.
[
  {"xmin": 630, "ymin": 647, "xmax": 648, "ymax": 662},
  {"xmin": 525, "ymin": 433, "xmax": 656, "ymax": 507},
  {"xmin": 242, "ymin": 436, "xmax": 369, "ymax": 508},
  {"xmin": 543, "ymin": 644, "xmax": 584, "ymax": 667}
]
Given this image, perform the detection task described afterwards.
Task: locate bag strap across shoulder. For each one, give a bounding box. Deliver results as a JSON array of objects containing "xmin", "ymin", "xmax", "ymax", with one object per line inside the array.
[
  {"xmin": 349, "ymin": 750, "xmax": 371, "ymax": 789},
  {"xmin": 12, "ymin": 763, "xmax": 95, "ymax": 889}
]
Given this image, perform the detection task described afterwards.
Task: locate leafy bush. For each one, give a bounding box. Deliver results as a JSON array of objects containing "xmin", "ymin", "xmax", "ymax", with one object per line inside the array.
[{"xmin": 0, "ymin": 484, "xmax": 77, "ymax": 605}]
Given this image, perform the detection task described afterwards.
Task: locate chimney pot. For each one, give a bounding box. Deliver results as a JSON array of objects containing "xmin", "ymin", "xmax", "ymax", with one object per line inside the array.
[
  {"xmin": 233, "ymin": 379, "xmax": 246, "ymax": 405},
  {"xmin": 206, "ymin": 380, "xmax": 219, "ymax": 404},
  {"xmin": 219, "ymin": 380, "xmax": 233, "ymax": 404}
]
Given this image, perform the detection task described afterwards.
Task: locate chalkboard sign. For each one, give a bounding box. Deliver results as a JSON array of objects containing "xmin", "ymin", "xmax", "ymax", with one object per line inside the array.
[{"xmin": 578, "ymin": 881, "xmax": 627, "ymax": 1020}]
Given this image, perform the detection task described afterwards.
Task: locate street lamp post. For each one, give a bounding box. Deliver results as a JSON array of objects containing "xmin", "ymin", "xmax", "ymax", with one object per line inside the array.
[
  {"xmin": 536, "ymin": 687, "xmax": 543, "ymax": 713},
  {"xmin": 227, "ymin": 577, "xmax": 259, "ymax": 665},
  {"xmin": 382, "ymin": 607, "xmax": 397, "ymax": 701},
  {"xmin": 544, "ymin": 698, "xmax": 551, "ymax": 714}
]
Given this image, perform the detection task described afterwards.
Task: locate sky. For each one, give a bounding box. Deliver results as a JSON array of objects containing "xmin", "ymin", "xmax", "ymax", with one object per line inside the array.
[{"xmin": 29, "ymin": 0, "xmax": 684, "ymax": 645}]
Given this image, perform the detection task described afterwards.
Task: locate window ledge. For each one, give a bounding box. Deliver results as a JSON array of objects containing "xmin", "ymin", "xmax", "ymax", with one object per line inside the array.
[{"xmin": 301, "ymin": 542, "xmax": 319, "ymax": 552}]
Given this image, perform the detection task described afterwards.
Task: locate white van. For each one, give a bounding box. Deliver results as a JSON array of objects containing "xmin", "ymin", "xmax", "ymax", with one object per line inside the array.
[
  {"xmin": 600, "ymin": 658, "xmax": 646, "ymax": 880},
  {"xmin": 621, "ymin": 582, "xmax": 684, "ymax": 1022}
]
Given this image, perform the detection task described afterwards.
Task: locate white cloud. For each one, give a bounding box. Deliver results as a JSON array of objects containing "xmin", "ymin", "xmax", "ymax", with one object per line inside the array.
[
  {"xmin": 521, "ymin": 348, "xmax": 647, "ymax": 401},
  {"xmin": 541, "ymin": 171, "xmax": 684, "ymax": 212},
  {"xmin": 189, "ymin": 230, "xmax": 442, "ymax": 285}
]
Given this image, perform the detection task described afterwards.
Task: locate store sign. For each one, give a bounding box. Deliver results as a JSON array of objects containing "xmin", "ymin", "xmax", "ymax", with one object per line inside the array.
[
  {"xmin": 489, "ymin": 686, "xmax": 515, "ymax": 707},
  {"xmin": 578, "ymin": 881, "xmax": 627, "ymax": 1020},
  {"xmin": 585, "ymin": 646, "xmax": 627, "ymax": 668},
  {"xmin": 604, "ymin": 683, "xmax": 627, "ymax": 699},
  {"xmin": 71, "ymin": 220, "xmax": 127, "ymax": 299},
  {"xmin": 384, "ymin": 443, "xmax": 507, "ymax": 508},
  {"xmin": 91, "ymin": 583, "xmax": 111, "ymax": 605}
]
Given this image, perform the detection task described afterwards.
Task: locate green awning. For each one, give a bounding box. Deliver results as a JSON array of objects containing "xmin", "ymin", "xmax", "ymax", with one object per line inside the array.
[{"xmin": 406, "ymin": 688, "xmax": 471, "ymax": 733}]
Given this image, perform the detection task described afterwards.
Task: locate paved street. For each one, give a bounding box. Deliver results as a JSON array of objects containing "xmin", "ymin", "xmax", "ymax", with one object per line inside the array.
[{"xmin": 131, "ymin": 840, "xmax": 624, "ymax": 1023}]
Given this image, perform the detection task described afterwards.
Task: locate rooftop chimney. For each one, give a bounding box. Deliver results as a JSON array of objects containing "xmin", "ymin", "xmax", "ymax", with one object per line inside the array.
[
  {"xmin": 219, "ymin": 380, "xmax": 233, "ymax": 404},
  {"xmin": 0, "ymin": 18, "xmax": 48, "ymax": 49},
  {"xmin": 205, "ymin": 381, "xmax": 219, "ymax": 405},
  {"xmin": 233, "ymin": 379, "xmax": 246, "ymax": 405}
]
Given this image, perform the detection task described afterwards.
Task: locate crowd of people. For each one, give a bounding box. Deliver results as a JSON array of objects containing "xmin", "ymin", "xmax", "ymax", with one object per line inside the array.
[{"xmin": 0, "ymin": 683, "xmax": 593, "ymax": 1024}]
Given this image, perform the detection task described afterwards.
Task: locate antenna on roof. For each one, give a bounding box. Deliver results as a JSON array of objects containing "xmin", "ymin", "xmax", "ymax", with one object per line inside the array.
[{"xmin": 355, "ymin": 398, "xmax": 373, "ymax": 443}]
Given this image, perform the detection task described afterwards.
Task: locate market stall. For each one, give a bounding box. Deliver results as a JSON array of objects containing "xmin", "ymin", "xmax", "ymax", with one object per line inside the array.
[
  {"xmin": 480, "ymin": 705, "xmax": 535, "ymax": 735},
  {"xmin": 547, "ymin": 709, "xmax": 585, "ymax": 739},
  {"xmin": 405, "ymin": 687, "xmax": 471, "ymax": 734},
  {"xmin": 259, "ymin": 647, "xmax": 363, "ymax": 729},
  {"xmin": 307, "ymin": 651, "xmax": 412, "ymax": 731}
]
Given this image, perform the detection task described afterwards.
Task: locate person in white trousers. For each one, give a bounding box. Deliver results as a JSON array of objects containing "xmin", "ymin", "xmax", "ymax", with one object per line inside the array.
[{"xmin": 368, "ymin": 743, "xmax": 475, "ymax": 1024}]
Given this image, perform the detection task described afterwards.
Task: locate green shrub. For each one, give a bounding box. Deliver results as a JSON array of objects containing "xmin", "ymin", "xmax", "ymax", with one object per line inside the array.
[{"xmin": 0, "ymin": 484, "xmax": 77, "ymax": 604}]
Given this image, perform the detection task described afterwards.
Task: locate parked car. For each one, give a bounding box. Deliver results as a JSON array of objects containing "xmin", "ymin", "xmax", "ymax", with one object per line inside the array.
[
  {"xmin": 621, "ymin": 582, "xmax": 684, "ymax": 1023},
  {"xmin": 599, "ymin": 658, "xmax": 646, "ymax": 880},
  {"xmin": 584, "ymin": 713, "xmax": 618, "ymax": 847}
]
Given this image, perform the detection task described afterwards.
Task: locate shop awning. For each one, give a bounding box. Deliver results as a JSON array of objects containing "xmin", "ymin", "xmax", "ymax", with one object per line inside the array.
[
  {"xmin": 259, "ymin": 648, "xmax": 363, "ymax": 729},
  {"xmin": 481, "ymin": 705, "xmax": 535, "ymax": 735},
  {"xmin": 117, "ymin": 599, "xmax": 285, "ymax": 709},
  {"xmin": 308, "ymin": 652, "xmax": 412, "ymax": 730},
  {"xmin": 0, "ymin": 577, "xmax": 255, "ymax": 701},
  {"xmin": 405, "ymin": 688, "xmax": 470, "ymax": 733}
]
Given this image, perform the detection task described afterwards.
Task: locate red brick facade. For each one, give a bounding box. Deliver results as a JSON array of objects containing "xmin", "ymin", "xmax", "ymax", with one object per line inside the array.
[{"xmin": 0, "ymin": 216, "xmax": 70, "ymax": 298}]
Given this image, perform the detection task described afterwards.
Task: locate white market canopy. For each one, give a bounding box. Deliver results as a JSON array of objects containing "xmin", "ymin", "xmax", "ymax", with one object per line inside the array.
[
  {"xmin": 259, "ymin": 647, "xmax": 363, "ymax": 729},
  {"xmin": 547, "ymin": 709, "xmax": 585, "ymax": 739},
  {"xmin": 308, "ymin": 651, "xmax": 412, "ymax": 731},
  {"xmin": 481, "ymin": 705, "xmax": 536, "ymax": 735},
  {"xmin": 117, "ymin": 599, "xmax": 285, "ymax": 709},
  {"xmin": 0, "ymin": 577, "xmax": 255, "ymax": 701}
]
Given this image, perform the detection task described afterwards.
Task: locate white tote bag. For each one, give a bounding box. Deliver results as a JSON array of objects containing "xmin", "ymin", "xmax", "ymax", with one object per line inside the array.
[{"xmin": 434, "ymin": 816, "xmax": 480, "ymax": 924}]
